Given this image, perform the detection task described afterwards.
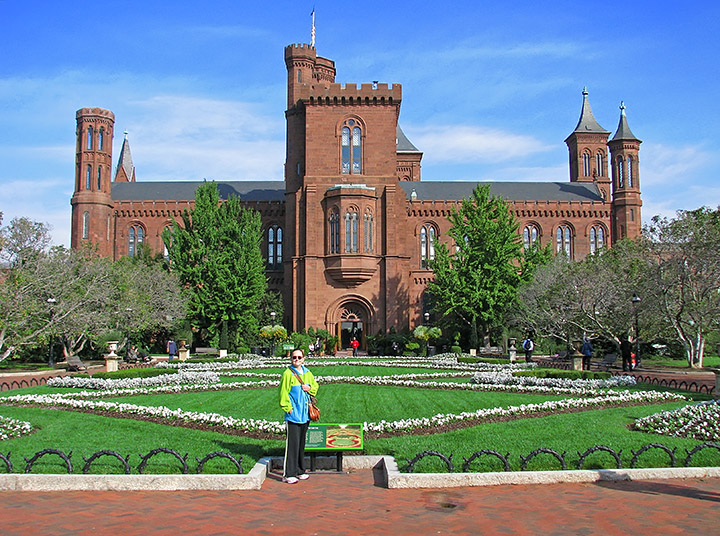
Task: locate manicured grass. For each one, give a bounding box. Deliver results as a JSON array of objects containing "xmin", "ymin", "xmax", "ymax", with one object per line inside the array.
[{"xmin": 0, "ymin": 362, "xmax": 712, "ymax": 474}]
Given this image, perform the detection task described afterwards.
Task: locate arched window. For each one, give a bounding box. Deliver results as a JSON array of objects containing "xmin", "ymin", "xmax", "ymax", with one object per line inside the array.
[
  {"xmin": 98, "ymin": 127, "xmax": 104, "ymax": 151},
  {"xmin": 341, "ymin": 119, "xmax": 362, "ymax": 174},
  {"xmin": 87, "ymin": 127, "xmax": 93, "ymax": 150},
  {"xmin": 420, "ymin": 224, "xmax": 436, "ymax": 269},
  {"xmin": 523, "ymin": 225, "xmax": 539, "ymax": 249},
  {"xmin": 96, "ymin": 166, "xmax": 102, "ymax": 190},
  {"xmin": 617, "ymin": 157, "xmax": 624, "ymax": 188},
  {"xmin": 589, "ymin": 225, "xmax": 605, "ymax": 254},
  {"xmin": 329, "ymin": 211, "xmax": 340, "ymax": 254},
  {"xmin": 344, "ymin": 210, "xmax": 359, "ymax": 252},
  {"xmin": 627, "ymin": 156, "xmax": 634, "ymax": 188},
  {"xmin": 267, "ymin": 225, "xmax": 283, "ymax": 269},
  {"xmin": 582, "ymin": 152, "xmax": 591, "ymax": 177},
  {"xmin": 555, "ymin": 225, "xmax": 572, "ymax": 257},
  {"xmin": 364, "ymin": 210, "xmax": 373, "ymax": 253},
  {"xmin": 595, "ymin": 152, "xmax": 604, "ymax": 177},
  {"xmin": 128, "ymin": 224, "xmax": 144, "ymax": 257},
  {"xmin": 85, "ymin": 165, "xmax": 92, "ymax": 190},
  {"xmin": 82, "ymin": 211, "xmax": 89, "ymax": 239}
]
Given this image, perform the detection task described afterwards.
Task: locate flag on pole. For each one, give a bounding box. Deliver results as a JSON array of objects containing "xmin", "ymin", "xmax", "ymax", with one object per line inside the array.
[{"xmin": 310, "ymin": 8, "xmax": 316, "ymax": 47}]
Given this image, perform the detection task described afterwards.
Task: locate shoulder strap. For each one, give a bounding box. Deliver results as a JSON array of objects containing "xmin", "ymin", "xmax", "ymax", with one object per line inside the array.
[{"xmin": 288, "ymin": 367, "xmax": 304, "ymax": 383}]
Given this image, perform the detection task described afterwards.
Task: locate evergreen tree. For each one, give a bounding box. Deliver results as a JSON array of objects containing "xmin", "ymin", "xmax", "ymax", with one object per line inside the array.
[
  {"xmin": 163, "ymin": 181, "xmax": 267, "ymax": 347},
  {"xmin": 428, "ymin": 184, "xmax": 548, "ymax": 348}
]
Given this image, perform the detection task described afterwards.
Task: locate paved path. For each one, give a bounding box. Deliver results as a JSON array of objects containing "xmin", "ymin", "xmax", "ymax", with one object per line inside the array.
[{"xmin": 0, "ymin": 469, "xmax": 719, "ymax": 535}]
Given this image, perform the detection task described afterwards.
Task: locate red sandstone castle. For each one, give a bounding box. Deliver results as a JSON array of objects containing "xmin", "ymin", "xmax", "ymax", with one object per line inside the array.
[{"xmin": 70, "ymin": 42, "xmax": 642, "ymax": 349}]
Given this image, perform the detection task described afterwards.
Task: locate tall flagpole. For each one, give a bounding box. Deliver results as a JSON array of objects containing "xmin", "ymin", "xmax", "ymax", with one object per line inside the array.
[{"xmin": 310, "ymin": 8, "xmax": 316, "ymax": 47}]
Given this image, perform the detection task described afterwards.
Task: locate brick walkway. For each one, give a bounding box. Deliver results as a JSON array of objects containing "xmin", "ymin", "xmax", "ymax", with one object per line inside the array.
[{"xmin": 0, "ymin": 469, "xmax": 718, "ymax": 535}]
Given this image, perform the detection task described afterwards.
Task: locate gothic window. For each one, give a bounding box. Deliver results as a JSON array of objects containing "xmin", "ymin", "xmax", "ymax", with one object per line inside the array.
[
  {"xmin": 341, "ymin": 119, "xmax": 362, "ymax": 174},
  {"xmin": 344, "ymin": 210, "xmax": 359, "ymax": 252},
  {"xmin": 627, "ymin": 156, "xmax": 634, "ymax": 188},
  {"xmin": 128, "ymin": 224, "xmax": 144, "ymax": 257},
  {"xmin": 82, "ymin": 211, "xmax": 89, "ymax": 239},
  {"xmin": 98, "ymin": 127, "xmax": 104, "ymax": 151},
  {"xmin": 582, "ymin": 152, "xmax": 591, "ymax": 177},
  {"xmin": 96, "ymin": 166, "xmax": 102, "ymax": 190},
  {"xmin": 589, "ymin": 225, "xmax": 605, "ymax": 254},
  {"xmin": 522, "ymin": 224, "xmax": 539, "ymax": 249},
  {"xmin": 617, "ymin": 157, "xmax": 624, "ymax": 188},
  {"xmin": 595, "ymin": 152, "xmax": 604, "ymax": 177},
  {"xmin": 267, "ymin": 225, "xmax": 283, "ymax": 269},
  {"xmin": 630, "ymin": 209, "xmax": 635, "ymax": 222},
  {"xmin": 86, "ymin": 165, "xmax": 92, "ymax": 190},
  {"xmin": 162, "ymin": 225, "xmax": 172, "ymax": 259},
  {"xmin": 364, "ymin": 210, "xmax": 374, "ymax": 253},
  {"xmin": 329, "ymin": 211, "xmax": 340, "ymax": 254},
  {"xmin": 555, "ymin": 225, "xmax": 572, "ymax": 257},
  {"xmin": 87, "ymin": 126, "xmax": 93, "ymax": 150},
  {"xmin": 420, "ymin": 224, "xmax": 436, "ymax": 269}
]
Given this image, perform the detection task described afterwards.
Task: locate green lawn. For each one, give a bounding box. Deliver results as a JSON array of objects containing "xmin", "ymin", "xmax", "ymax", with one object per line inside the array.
[{"xmin": 0, "ymin": 363, "xmax": 712, "ymax": 474}]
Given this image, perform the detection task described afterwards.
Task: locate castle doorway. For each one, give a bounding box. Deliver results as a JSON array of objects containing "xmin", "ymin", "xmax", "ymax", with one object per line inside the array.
[{"xmin": 337, "ymin": 304, "xmax": 366, "ymax": 351}]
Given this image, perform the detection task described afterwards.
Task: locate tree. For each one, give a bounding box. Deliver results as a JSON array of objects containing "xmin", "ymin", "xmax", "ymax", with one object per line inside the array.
[
  {"xmin": 0, "ymin": 217, "xmax": 52, "ymax": 267},
  {"xmin": 428, "ymin": 184, "xmax": 548, "ymax": 348},
  {"xmin": 413, "ymin": 325, "xmax": 442, "ymax": 355},
  {"xmin": 164, "ymin": 181, "xmax": 267, "ymax": 348},
  {"xmin": 516, "ymin": 240, "xmax": 652, "ymax": 351},
  {"xmin": 644, "ymin": 207, "xmax": 720, "ymax": 367}
]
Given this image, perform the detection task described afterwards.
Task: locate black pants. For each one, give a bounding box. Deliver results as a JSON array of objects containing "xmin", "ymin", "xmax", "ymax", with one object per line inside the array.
[{"xmin": 284, "ymin": 421, "xmax": 309, "ymax": 478}]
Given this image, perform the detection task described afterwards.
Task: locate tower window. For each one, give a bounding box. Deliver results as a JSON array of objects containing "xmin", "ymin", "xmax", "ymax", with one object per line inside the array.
[
  {"xmin": 128, "ymin": 225, "xmax": 144, "ymax": 257},
  {"xmin": 364, "ymin": 211, "xmax": 374, "ymax": 253},
  {"xmin": 420, "ymin": 224, "xmax": 436, "ymax": 269},
  {"xmin": 595, "ymin": 152, "xmax": 604, "ymax": 177},
  {"xmin": 589, "ymin": 225, "xmax": 605, "ymax": 254},
  {"xmin": 98, "ymin": 127, "xmax": 104, "ymax": 151},
  {"xmin": 341, "ymin": 119, "xmax": 362, "ymax": 174},
  {"xmin": 523, "ymin": 225, "xmax": 539, "ymax": 249},
  {"xmin": 344, "ymin": 210, "xmax": 359, "ymax": 253},
  {"xmin": 627, "ymin": 156, "xmax": 634, "ymax": 188},
  {"xmin": 556, "ymin": 225, "xmax": 572, "ymax": 257},
  {"xmin": 617, "ymin": 157, "xmax": 624, "ymax": 188},
  {"xmin": 97, "ymin": 166, "xmax": 102, "ymax": 190},
  {"xmin": 329, "ymin": 211, "xmax": 340, "ymax": 254},
  {"xmin": 82, "ymin": 211, "xmax": 89, "ymax": 239},
  {"xmin": 582, "ymin": 152, "xmax": 591, "ymax": 177},
  {"xmin": 87, "ymin": 127, "xmax": 93, "ymax": 150},
  {"xmin": 267, "ymin": 225, "xmax": 283, "ymax": 269},
  {"xmin": 86, "ymin": 165, "xmax": 92, "ymax": 190}
]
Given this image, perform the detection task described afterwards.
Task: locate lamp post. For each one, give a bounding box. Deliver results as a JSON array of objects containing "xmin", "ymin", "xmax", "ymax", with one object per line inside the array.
[
  {"xmin": 424, "ymin": 312, "xmax": 430, "ymax": 325},
  {"xmin": 46, "ymin": 298, "xmax": 57, "ymax": 367},
  {"xmin": 632, "ymin": 294, "xmax": 641, "ymax": 368}
]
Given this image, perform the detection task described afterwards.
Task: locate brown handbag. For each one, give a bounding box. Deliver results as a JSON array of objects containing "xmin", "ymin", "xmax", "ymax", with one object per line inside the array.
[{"xmin": 289, "ymin": 368, "xmax": 320, "ymax": 421}]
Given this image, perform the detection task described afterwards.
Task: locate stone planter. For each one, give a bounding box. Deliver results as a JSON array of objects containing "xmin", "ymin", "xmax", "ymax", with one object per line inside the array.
[
  {"xmin": 508, "ymin": 338, "xmax": 517, "ymax": 363},
  {"xmin": 219, "ymin": 349, "xmax": 228, "ymax": 358},
  {"xmin": 105, "ymin": 341, "xmax": 120, "ymax": 372}
]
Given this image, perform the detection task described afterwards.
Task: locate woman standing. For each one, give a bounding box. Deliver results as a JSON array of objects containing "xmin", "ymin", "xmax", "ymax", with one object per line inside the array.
[{"xmin": 279, "ymin": 349, "xmax": 319, "ymax": 484}]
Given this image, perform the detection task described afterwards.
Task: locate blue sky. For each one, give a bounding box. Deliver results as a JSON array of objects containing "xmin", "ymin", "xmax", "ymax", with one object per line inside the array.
[{"xmin": 1, "ymin": 0, "xmax": 718, "ymax": 247}]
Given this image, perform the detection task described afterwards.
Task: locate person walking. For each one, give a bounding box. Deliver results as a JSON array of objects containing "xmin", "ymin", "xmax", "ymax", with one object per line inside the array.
[
  {"xmin": 580, "ymin": 337, "xmax": 593, "ymax": 371},
  {"xmin": 166, "ymin": 339, "xmax": 177, "ymax": 361},
  {"xmin": 522, "ymin": 336, "xmax": 534, "ymax": 363},
  {"xmin": 279, "ymin": 349, "xmax": 319, "ymax": 484},
  {"xmin": 621, "ymin": 335, "xmax": 633, "ymax": 371},
  {"xmin": 350, "ymin": 337, "xmax": 359, "ymax": 357}
]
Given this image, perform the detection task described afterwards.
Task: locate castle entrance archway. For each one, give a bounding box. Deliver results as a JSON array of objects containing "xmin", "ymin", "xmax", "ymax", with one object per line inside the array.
[{"xmin": 326, "ymin": 298, "xmax": 373, "ymax": 352}]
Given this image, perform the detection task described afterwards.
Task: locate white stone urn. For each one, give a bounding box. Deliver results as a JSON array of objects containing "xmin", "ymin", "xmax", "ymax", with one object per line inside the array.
[{"xmin": 105, "ymin": 341, "xmax": 120, "ymax": 372}]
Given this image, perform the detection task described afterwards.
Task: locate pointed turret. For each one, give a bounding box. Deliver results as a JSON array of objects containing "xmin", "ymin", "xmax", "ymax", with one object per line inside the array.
[
  {"xmin": 565, "ymin": 88, "xmax": 610, "ymax": 191},
  {"xmin": 608, "ymin": 102, "xmax": 642, "ymax": 241},
  {"xmin": 114, "ymin": 131, "xmax": 136, "ymax": 182}
]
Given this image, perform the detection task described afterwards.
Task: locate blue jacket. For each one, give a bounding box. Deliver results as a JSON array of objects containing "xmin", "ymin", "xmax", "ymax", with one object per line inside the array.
[{"xmin": 279, "ymin": 365, "xmax": 319, "ymax": 424}]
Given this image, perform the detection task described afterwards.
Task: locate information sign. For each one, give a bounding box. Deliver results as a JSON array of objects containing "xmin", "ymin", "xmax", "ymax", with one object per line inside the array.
[{"xmin": 305, "ymin": 423, "xmax": 363, "ymax": 451}]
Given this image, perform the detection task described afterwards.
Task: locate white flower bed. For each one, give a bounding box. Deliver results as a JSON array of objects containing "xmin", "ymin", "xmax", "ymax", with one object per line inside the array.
[
  {"xmin": 470, "ymin": 371, "xmax": 637, "ymax": 390},
  {"xmin": 0, "ymin": 416, "xmax": 33, "ymax": 440},
  {"xmin": 47, "ymin": 371, "xmax": 220, "ymax": 390},
  {"xmin": 633, "ymin": 401, "xmax": 720, "ymax": 441}
]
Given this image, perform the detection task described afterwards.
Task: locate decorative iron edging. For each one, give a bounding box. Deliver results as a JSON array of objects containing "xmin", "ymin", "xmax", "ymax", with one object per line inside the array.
[
  {"xmin": 630, "ymin": 443, "xmax": 677, "ymax": 468},
  {"xmin": 405, "ymin": 450, "xmax": 454, "ymax": 473},
  {"xmin": 462, "ymin": 450, "xmax": 511, "ymax": 472},
  {"xmin": 138, "ymin": 448, "xmax": 189, "ymax": 474},
  {"xmin": 82, "ymin": 450, "xmax": 132, "ymax": 474},
  {"xmin": 195, "ymin": 451, "xmax": 243, "ymax": 474},
  {"xmin": 24, "ymin": 448, "xmax": 73, "ymax": 474},
  {"xmin": 520, "ymin": 448, "xmax": 567, "ymax": 471},
  {"xmin": 576, "ymin": 445, "xmax": 622, "ymax": 469},
  {"xmin": 684, "ymin": 442, "xmax": 720, "ymax": 467}
]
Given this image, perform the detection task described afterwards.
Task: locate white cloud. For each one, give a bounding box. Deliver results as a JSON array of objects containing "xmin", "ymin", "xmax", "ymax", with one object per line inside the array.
[
  {"xmin": 407, "ymin": 125, "xmax": 551, "ymax": 164},
  {"xmin": 640, "ymin": 143, "xmax": 712, "ymax": 186}
]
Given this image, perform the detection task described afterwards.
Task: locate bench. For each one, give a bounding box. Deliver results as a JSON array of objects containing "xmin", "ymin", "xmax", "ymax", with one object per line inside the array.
[
  {"xmin": 596, "ymin": 353, "xmax": 617, "ymax": 371},
  {"xmin": 194, "ymin": 347, "xmax": 218, "ymax": 357},
  {"xmin": 66, "ymin": 355, "xmax": 88, "ymax": 372}
]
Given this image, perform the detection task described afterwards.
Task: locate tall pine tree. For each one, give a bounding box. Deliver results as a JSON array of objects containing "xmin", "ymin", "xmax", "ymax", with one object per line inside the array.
[{"xmin": 163, "ymin": 181, "xmax": 267, "ymax": 348}]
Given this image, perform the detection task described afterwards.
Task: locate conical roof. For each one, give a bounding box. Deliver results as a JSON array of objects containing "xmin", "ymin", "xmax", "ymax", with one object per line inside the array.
[
  {"xmin": 611, "ymin": 102, "xmax": 641, "ymax": 142},
  {"xmin": 115, "ymin": 131, "xmax": 136, "ymax": 182},
  {"xmin": 571, "ymin": 88, "xmax": 609, "ymax": 134},
  {"xmin": 396, "ymin": 125, "xmax": 421, "ymax": 153}
]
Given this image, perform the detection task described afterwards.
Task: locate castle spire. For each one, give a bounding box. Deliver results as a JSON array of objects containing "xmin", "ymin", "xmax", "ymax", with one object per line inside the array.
[
  {"xmin": 611, "ymin": 101, "xmax": 640, "ymax": 142},
  {"xmin": 571, "ymin": 87, "xmax": 609, "ymax": 134},
  {"xmin": 114, "ymin": 131, "xmax": 136, "ymax": 182}
]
